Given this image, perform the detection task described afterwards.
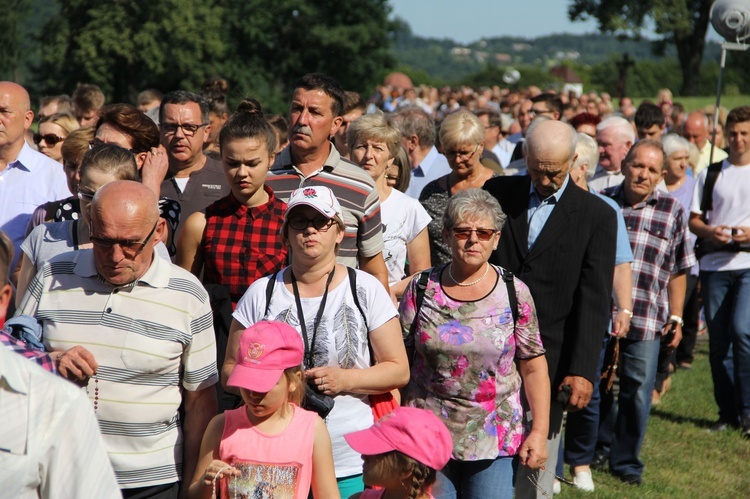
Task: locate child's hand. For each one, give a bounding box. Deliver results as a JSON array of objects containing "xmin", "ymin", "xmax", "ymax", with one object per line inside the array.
[{"xmin": 202, "ymin": 460, "xmax": 239, "ymax": 486}]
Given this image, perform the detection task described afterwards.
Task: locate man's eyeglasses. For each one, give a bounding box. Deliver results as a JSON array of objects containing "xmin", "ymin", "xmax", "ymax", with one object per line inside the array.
[
  {"xmin": 33, "ymin": 133, "xmax": 65, "ymax": 146},
  {"xmin": 445, "ymin": 144, "xmax": 480, "ymax": 161},
  {"xmin": 90, "ymin": 222, "xmax": 158, "ymax": 258},
  {"xmin": 452, "ymin": 227, "xmax": 498, "ymax": 241},
  {"xmin": 160, "ymin": 123, "xmax": 209, "ymax": 137},
  {"xmin": 287, "ymin": 216, "xmax": 336, "ymax": 231}
]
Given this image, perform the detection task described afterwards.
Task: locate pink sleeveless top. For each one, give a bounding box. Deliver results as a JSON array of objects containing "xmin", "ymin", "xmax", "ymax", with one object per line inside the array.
[
  {"xmin": 359, "ymin": 489, "xmax": 435, "ymax": 499},
  {"xmin": 218, "ymin": 404, "xmax": 317, "ymax": 499}
]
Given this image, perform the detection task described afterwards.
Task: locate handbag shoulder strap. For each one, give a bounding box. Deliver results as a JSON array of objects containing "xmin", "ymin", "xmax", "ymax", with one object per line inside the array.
[
  {"xmin": 263, "ymin": 270, "xmax": 281, "ymax": 319},
  {"xmin": 700, "ymin": 161, "xmax": 724, "ymax": 216},
  {"xmin": 500, "ymin": 267, "xmax": 518, "ymax": 327}
]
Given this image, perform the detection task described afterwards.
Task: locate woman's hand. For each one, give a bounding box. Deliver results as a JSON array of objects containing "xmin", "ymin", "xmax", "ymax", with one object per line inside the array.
[
  {"xmin": 306, "ymin": 366, "xmax": 349, "ymax": 395},
  {"xmin": 202, "ymin": 460, "xmax": 239, "ymax": 487},
  {"xmin": 519, "ymin": 430, "xmax": 548, "ymax": 470}
]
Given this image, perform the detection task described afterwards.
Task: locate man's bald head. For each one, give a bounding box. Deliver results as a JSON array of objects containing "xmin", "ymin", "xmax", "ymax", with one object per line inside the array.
[
  {"xmin": 0, "ymin": 82, "xmax": 31, "ymax": 111},
  {"xmin": 525, "ymin": 120, "xmax": 578, "ymax": 198},
  {"xmin": 0, "ymin": 82, "xmax": 34, "ymax": 157},
  {"xmin": 89, "ymin": 181, "xmax": 163, "ymax": 286},
  {"xmin": 91, "ymin": 181, "xmax": 159, "ymax": 226},
  {"xmin": 525, "ymin": 119, "xmax": 577, "ymax": 162},
  {"xmin": 682, "ymin": 111, "xmax": 709, "ymax": 149}
]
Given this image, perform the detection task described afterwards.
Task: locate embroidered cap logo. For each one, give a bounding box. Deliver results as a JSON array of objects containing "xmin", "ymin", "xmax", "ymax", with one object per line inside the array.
[{"xmin": 246, "ymin": 342, "xmax": 264, "ymax": 364}]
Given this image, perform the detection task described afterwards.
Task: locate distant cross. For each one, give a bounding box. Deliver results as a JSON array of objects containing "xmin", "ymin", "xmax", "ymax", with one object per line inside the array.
[{"xmin": 616, "ymin": 53, "xmax": 634, "ymax": 100}]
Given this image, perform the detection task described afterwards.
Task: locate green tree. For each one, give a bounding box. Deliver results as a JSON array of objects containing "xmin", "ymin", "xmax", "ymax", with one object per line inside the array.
[
  {"xmin": 0, "ymin": 0, "xmax": 31, "ymax": 79},
  {"xmin": 568, "ymin": 0, "xmax": 713, "ymax": 96},
  {"xmin": 218, "ymin": 0, "xmax": 395, "ymax": 112},
  {"xmin": 32, "ymin": 0, "xmax": 226, "ymax": 102}
]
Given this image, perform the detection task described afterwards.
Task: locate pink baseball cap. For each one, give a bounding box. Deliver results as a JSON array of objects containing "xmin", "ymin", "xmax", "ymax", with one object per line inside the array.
[
  {"xmin": 344, "ymin": 407, "xmax": 453, "ymax": 470},
  {"xmin": 227, "ymin": 321, "xmax": 304, "ymax": 393},
  {"xmin": 286, "ymin": 185, "xmax": 344, "ymax": 221}
]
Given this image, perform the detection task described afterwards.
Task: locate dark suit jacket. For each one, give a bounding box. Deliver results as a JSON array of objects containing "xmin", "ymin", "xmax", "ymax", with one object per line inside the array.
[{"xmin": 484, "ymin": 176, "xmax": 617, "ymax": 389}]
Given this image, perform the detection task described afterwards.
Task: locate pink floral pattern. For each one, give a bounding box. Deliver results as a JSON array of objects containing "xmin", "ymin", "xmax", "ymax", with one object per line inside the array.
[{"xmin": 399, "ymin": 264, "xmax": 544, "ymax": 460}]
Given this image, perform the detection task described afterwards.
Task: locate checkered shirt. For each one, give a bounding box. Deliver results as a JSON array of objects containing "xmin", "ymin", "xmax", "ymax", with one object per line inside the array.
[
  {"xmin": 202, "ymin": 186, "xmax": 287, "ymax": 306},
  {"xmin": 604, "ymin": 185, "xmax": 696, "ymax": 341},
  {"xmin": 0, "ymin": 330, "xmax": 57, "ymax": 374}
]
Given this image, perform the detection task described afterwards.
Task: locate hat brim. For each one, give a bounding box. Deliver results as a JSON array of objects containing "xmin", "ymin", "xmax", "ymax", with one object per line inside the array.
[
  {"xmin": 227, "ymin": 364, "xmax": 284, "ymax": 393},
  {"xmin": 286, "ymin": 201, "xmax": 337, "ymax": 220},
  {"xmin": 344, "ymin": 427, "xmax": 397, "ymax": 457}
]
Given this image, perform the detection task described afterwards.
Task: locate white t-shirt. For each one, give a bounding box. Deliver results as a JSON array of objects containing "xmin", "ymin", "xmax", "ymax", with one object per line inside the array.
[
  {"xmin": 381, "ymin": 189, "xmax": 431, "ymax": 286},
  {"xmin": 690, "ymin": 160, "xmax": 750, "ymax": 271},
  {"xmin": 232, "ymin": 268, "xmax": 398, "ymax": 478}
]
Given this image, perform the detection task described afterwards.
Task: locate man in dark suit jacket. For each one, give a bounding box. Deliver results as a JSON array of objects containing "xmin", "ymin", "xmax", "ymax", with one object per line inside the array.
[{"xmin": 484, "ymin": 119, "xmax": 617, "ymax": 497}]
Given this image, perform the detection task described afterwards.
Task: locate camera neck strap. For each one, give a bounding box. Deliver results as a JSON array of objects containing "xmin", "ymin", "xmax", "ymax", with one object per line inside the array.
[{"xmin": 291, "ymin": 267, "xmax": 335, "ymax": 368}]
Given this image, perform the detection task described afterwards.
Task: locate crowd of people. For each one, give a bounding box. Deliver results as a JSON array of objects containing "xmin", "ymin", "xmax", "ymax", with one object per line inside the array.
[{"xmin": 0, "ymin": 70, "xmax": 748, "ymax": 499}]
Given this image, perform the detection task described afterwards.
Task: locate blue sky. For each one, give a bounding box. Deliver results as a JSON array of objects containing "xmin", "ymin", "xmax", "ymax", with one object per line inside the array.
[
  {"xmin": 388, "ymin": 0, "xmax": 722, "ymax": 44},
  {"xmin": 388, "ymin": 0, "xmax": 602, "ymax": 44}
]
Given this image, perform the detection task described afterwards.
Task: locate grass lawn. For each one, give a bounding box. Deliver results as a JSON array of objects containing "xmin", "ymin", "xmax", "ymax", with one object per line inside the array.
[
  {"xmin": 632, "ymin": 95, "xmax": 750, "ymax": 113},
  {"xmin": 556, "ymin": 338, "xmax": 750, "ymax": 498}
]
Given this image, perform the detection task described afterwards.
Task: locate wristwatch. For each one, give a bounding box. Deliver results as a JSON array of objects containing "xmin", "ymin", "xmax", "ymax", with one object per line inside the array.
[{"xmin": 668, "ymin": 315, "xmax": 684, "ymax": 327}]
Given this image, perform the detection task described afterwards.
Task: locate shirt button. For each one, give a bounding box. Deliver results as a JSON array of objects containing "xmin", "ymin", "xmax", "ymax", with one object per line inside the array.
[{"xmin": 106, "ymin": 308, "xmax": 112, "ymax": 313}]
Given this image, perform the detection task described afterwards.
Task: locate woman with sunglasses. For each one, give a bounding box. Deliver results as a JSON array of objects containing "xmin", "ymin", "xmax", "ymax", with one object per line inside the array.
[
  {"xmin": 420, "ymin": 110, "xmax": 497, "ymax": 266},
  {"xmin": 399, "ymin": 189, "xmax": 550, "ymax": 498},
  {"xmin": 225, "ymin": 185, "xmax": 409, "ymax": 498},
  {"xmin": 35, "ymin": 113, "xmax": 79, "ymax": 163},
  {"xmin": 176, "ymin": 99, "xmax": 287, "ymax": 308},
  {"xmin": 347, "ymin": 113, "xmax": 431, "ymax": 300}
]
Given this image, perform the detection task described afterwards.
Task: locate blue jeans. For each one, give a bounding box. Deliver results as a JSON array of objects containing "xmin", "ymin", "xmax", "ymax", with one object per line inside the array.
[
  {"xmin": 434, "ymin": 456, "xmax": 518, "ymax": 499},
  {"xmin": 564, "ymin": 337, "xmax": 609, "ymax": 466},
  {"xmin": 701, "ymin": 269, "xmax": 750, "ymax": 423},
  {"xmin": 609, "ymin": 338, "xmax": 660, "ymax": 478}
]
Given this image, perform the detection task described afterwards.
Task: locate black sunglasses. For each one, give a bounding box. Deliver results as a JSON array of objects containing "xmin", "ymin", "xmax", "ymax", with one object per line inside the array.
[
  {"xmin": 33, "ymin": 133, "xmax": 65, "ymax": 146},
  {"xmin": 287, "ymin": 216, "xmax": 335, "ymax": 231}
]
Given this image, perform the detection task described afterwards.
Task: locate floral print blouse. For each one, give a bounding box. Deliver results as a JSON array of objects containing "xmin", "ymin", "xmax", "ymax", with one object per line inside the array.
[{"xmin": 399, "ymin": 264, "xmax": 545, "ymax": 461}]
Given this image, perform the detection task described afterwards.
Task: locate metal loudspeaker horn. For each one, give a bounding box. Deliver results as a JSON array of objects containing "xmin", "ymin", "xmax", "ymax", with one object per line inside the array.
[
  {"xmin": 503, "ymin": 68, "xmax": 521, "ymax": 85},
  {"xmin": 711, "ymin": 0, "xmax": 750, "ymax": 42}
]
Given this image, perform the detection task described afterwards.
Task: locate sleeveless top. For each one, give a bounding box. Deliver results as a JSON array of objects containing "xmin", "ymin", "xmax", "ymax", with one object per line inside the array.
[
  {"xmin": 202, "ymin": 187, "xmax": 287, "ymax": 306},
  {"xmin": 219, "ymin": 404, "xmax": 317, "ymax": 499}
]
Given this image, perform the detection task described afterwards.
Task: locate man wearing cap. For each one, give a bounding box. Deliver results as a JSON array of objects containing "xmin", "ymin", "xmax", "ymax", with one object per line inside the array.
[
  {"xmin": 265, "ymin": 73, "xmax": 390, "ymax": 292},
  {"xmin": 17, "ymin": 181, "xmax": 218, "ymax": 497}
]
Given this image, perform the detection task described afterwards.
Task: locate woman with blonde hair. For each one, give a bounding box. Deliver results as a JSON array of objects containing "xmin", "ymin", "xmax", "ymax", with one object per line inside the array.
[
  {"xmin": 34, "ymin": 113, "xmax": 79, "ymax": 163},
  {"xmin": 419, "ymin": 110, "xmax": 497, "ymax": 266}
]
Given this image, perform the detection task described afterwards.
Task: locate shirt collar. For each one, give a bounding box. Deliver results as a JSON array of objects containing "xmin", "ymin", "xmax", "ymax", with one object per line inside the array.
[
  {"xmin": 273, "ymin": 142, "xmax": 340, "ymax": 175},
  {"xmin": 613, "ymin": 183, "xmax": 659, "ymax": 208},
  {"xmin": 7, "ymin": 142, "xmax": 37, "ymax": 173},
  {"xmin": 529, "ymin": 172, "xmax": 570, "ymax": 203},
  {"xmin": 73, "ymin": 247, "xmax": 171, "ymax": 288},
  {"xmin": 228, "ymin": 185, "xmax": 277, "ymax": 219},
  {"xmin": 416, "ymin": 146, "xmax": 440, "ymax": 174}
]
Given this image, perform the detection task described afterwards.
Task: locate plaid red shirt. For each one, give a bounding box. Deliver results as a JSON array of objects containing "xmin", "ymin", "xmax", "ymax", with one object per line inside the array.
[
  {"xmin": 202, "ymin": 186, "xmax": 287, "ymax": 306},
  {"xmin": 604, "ymin": 186, "xmax": 696, "ymax": 341}
]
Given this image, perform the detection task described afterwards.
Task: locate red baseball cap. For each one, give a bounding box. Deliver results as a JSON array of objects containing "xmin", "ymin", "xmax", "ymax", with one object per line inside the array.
[
  {"xmin": 344, "ymin": 407, "xmax": 453, "ymax": 470},
  {"xmin": 227, "ymin": 321, "xmax": 304, "ymax": 393}
]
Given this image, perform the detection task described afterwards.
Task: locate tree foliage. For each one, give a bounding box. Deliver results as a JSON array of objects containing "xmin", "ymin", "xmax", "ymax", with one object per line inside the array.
[
  {"xmin": 26, "ymin": 0, "xmax": 394, "ymax": 111},
  {"xmin": 568, "ymin": 0, "xmax": 713, "ymax": 96}
]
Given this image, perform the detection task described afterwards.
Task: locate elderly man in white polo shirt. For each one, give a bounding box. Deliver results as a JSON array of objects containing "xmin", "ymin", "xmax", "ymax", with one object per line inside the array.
[{"xmin": 18, "ymin": 181, "xmax": 218, "ymax": 498}]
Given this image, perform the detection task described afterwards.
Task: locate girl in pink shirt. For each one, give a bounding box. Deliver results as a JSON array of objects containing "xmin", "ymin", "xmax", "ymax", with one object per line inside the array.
[
  {"xmin": 345, "ymin": 407, "xmax": 452, "ymax": 499},
  {"xmin": 188, "ymin": 321, "xmax": 339, "ymax": 499}
]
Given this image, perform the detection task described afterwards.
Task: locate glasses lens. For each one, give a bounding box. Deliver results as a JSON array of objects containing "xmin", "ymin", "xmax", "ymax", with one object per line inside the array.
[
  {"xmin": 452, "ymin": 228, "xmax": 495, "ymax": 241},
  {"xmin": 77, "ymin": 189, "xmax": 95, "ymax": 202},
  {"xmin": 44, "ymin": 134, "xmax": 63, "ymax": 145},
  {"xmin": 288, "ymin": 216, "xmax": 333, "ymax": 230},
  {"xmin": 288, "ymin": 217, "xmax": 309, "ymax": 230},
  {"xmin": 33, "ymin": 133, "xmax": 42, "ymax": 145}
]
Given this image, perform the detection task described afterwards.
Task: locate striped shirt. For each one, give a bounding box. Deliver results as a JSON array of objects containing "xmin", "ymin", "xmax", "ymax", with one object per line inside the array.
[
  {"xmin": 604, "ymin": 186, "xmax": 696, "ymax": 341},
  {"xmin": 17, "ymin": 250, "xmax": 218, "ymax": 489},
  {"xmin": 266, "ymin": 143, "xmax": 383, "ymax": 268}
]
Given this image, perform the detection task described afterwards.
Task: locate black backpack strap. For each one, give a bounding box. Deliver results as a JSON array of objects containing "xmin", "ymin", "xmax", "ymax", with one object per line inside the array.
[
  {"xmin": 501, "ymin": 267, "xmax": 518, "ymax": 327},
  {"xmin": 347, "ymin": 266, "xmax": 369, "ymax": 332},
  {"xmin": 263, "ymin": 270, "xmax": 281, "ymax": 319},
  {"xmin": 700, "ymin": 161, "xmax": 724, "ymax": 215}
]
